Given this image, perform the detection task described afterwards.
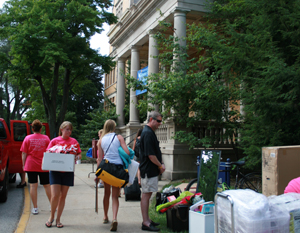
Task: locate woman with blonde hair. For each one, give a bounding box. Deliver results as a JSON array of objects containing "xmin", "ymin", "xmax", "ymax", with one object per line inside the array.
[
  {"xmin": 45, "ymin": 121, "xmax": 81, "ymax": 228},
  {"xmin": 95, "ymin": 119, "xmax": 129, "ymax": 231}
]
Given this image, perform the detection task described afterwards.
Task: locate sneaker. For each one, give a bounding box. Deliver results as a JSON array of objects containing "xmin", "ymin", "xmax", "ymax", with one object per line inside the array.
[
  {"xmin": 98, "ymin": 183, "xmax": 104, "ymax": 188},
  {"xmin": 32, "ymin": 208, "xmax": 39, "ymax": 215}
]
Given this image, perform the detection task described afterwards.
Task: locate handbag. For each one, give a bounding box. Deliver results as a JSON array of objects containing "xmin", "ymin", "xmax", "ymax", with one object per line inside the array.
[
  {"xmin": 95, "ymin": 134, "xmax": 129, "ymax": 188},
  {"xmin": 96, "ymin": 159, "xmax": 129, "ymax": 188},
  {"xmin": 155, "ymin": 187, "xmax": 181, "ymax": 207}
]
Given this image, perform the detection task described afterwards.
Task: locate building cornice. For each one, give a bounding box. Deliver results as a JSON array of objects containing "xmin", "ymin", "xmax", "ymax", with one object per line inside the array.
[{"xmin": 108, "ymin": 0, "xmax": 168, "ymax": 48}]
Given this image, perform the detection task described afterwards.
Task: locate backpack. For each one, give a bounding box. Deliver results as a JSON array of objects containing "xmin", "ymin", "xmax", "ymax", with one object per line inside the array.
[{"xmin": 134, "ymin": 138, "xmax": 141, "ymax": 158}]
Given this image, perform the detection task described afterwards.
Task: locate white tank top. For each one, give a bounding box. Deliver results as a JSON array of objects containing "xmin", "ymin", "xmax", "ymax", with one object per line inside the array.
[{"xmin": 102, "ymin": 133, "xmax": 123, "ymax": 165}]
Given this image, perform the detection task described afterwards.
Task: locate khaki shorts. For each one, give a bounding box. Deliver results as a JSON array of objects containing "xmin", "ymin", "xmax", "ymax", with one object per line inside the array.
[{"xmin": 141, "ymin": 175, "xmax": 158, "ymax": 193}]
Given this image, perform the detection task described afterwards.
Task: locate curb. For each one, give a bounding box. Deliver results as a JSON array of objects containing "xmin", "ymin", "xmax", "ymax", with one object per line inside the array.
[{"xmin": 15, "ymin": 183, "xmax": 30, "ymax": 233}]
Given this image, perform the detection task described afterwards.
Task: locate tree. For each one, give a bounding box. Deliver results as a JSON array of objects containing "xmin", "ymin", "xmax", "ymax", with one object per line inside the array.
[
  {"xmin": 0, "ymin": 0, "xmax": 117, "ymax": 138},
  {"xmin": 79, "ymin": 105, "xmax": 117, "ymax": 148},
  {"xmin": 0, "ymin": 39, "xmax": 30, "ymax": 123},
  {"xmin": 202, "ymin": 0, "xmax": 300, "ymax": 168}
]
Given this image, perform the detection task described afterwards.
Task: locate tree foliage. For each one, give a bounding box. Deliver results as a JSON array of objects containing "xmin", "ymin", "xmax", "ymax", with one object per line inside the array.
[
  {"xmin": 78, "ymin": 105, "xmax": 117, "ymax": 148},
  {"xmin": 0, "ymin": 0, "xmax": 117, "ymax": 138}
]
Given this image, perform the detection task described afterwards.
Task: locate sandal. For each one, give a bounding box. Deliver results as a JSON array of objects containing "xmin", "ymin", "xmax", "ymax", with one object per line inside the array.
[
  {"xmin": 110, "ymin": 220, "xmax": 118, "ymax": 231},
  {"xmin": 103, "ymin": 218, "xmax": 109, "ymax": 224},
  {"xmin": 45, "ymin": 219, "xmax": 54, "ymax": 228},
  {"xmin": 56, "ymin": 222, "xmax": 64, "ymax": 228}
]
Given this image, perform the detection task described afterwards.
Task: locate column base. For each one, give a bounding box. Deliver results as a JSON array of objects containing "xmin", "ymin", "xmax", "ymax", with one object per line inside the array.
[{"xmin": 126, "ymin": 121, "xmax": 141, "ymax": 126}]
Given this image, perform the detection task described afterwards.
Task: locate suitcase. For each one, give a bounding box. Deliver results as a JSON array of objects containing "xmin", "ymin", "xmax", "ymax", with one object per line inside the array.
[{"xmin": 124, "ymin": 177, "xmax": 141, "ymax": 201}]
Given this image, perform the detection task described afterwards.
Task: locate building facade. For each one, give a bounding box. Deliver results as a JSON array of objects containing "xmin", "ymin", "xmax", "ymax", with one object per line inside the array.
[{"xmin": 104, "ymin": 0, "xmax": 235, "ymax": 180}]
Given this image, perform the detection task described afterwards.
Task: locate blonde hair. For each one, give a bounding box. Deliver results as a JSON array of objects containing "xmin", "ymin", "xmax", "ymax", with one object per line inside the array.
[
  {"xmin": 98, "ymin": 129, "xmax": 103, "ymax": 136},
  {"xmin": 97, "ymin": 120, "xmax": 116, "ymax": 147},
  {"xmin": 59, "ymin": 121, "xmax": 73, "ymax": 136}
]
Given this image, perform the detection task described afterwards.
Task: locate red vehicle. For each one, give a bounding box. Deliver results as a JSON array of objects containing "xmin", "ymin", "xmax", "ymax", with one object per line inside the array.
[{"xmin": 0, "ymin": 118, "xmax": 50, "ymax": 202}]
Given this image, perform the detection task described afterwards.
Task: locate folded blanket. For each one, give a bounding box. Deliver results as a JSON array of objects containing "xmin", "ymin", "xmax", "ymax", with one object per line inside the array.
[{"xmin": 118, "ymin": 146, "xmax": 135, "ymax": 169}]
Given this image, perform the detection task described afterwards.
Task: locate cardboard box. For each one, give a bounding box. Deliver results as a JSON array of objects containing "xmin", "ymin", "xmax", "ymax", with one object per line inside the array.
[
  {"xmin": 42, "ymin": 153, "xmax": 75, "ymax": 172},
  {"xmin": 189, "ymin": 211, "xmax": 214, "ymax": 233},
  {"xmin": 262, "ymin": 146, "xmax": 300, "ymax": 196}
]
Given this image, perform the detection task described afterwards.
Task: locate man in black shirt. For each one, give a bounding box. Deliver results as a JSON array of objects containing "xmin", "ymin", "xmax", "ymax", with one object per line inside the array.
[{"xmin": 140, "ymin": 111, "xmax": 165, "ymax": 232}]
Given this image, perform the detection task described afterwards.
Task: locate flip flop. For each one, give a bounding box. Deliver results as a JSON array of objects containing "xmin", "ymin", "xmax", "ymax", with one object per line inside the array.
[
  {"xmin": 45, "ymin": 219, "xmax": 54, "ymax": 228},
  {"xmin": 103, "ymin": 218, "xmax": 109, "ymax": 224},
  {"xmin": 56, "ymin": 222, "xmax": 64, "ymax": 228},
  {"xmin": 110, "ymin": 220, "xmax": 118, "ymax": 231}
]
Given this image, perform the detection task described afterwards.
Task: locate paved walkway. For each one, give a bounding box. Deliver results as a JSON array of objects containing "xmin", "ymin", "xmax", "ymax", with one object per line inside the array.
[{"xmin": 15, "ymin": 163, "xmax": 170, "ymax": 233}]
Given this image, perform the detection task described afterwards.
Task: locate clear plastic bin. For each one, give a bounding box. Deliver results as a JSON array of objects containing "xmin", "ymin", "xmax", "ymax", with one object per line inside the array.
[{"xmin": 215, "ymin": 190, "xmax": 290, "ymax": 233}]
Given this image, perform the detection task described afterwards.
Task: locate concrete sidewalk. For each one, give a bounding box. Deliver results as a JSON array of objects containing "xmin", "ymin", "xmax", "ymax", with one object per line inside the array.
[{"xmin": 17, "ymin": 163, "xmax": 170, "ymax": 233}]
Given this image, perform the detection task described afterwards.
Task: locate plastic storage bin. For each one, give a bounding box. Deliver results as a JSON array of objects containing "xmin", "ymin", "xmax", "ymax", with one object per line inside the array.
[
  {"xmin": 215, "ymin": 190, "xmax": 290, "ymax": 233},
  {"xmin": 189, "ymin": 201, "xmax": 214, "ymax": 233}
]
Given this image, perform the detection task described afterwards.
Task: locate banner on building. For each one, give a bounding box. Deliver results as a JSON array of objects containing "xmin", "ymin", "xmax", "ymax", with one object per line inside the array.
[{"xmin": 136, "ymin": 66, "xmax": 148, "ymax": 96}]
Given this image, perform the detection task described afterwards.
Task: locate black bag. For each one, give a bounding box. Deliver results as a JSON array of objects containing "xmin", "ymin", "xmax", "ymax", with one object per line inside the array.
[
  {"xmin": 166, "ymin": 205, "xmax": 189, "ymax": 232},
  {"xmin": 155, "ymin": 188, "xmax": 181, "ymax": 207},
  {"xmin": 124, "ymin": 177, "xmax": 141, "ymax": 201},
  {"xmin": 134, "ymin": 138, "xmax": 141, "ymax": 158},
  {"xmin": 95, "ymin": 159, "xmax": 129, "ymax": 188}
]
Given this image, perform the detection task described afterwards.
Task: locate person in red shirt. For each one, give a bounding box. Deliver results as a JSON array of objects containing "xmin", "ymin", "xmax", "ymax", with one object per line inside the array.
[
  {"xmin": 45, "ymin": 121, "xmax": 81, "ymax": 228},
  {"xmin": 20, "ymin": 119, "xmax": 51, "ymax": 215}
]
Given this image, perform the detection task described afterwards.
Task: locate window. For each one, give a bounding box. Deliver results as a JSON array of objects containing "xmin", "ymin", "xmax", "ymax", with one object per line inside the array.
[
  {"xmin": 13, "ymin": 122, "xmax": 27, "ymax": 141},
  {"xmin": 0, "ymin": 122, "xmax": 7, "ymax": 139}
]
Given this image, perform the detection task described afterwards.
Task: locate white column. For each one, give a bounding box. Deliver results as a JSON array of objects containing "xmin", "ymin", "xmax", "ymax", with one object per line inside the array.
[
  {"xmin": 128, "ymin": 45, "xmax": 140, "ymax": 125},
  {"xmin": 148, "ymin": 30, "xmax": 160, "ymax": 116},
  {"xmin": 173, "ymin": 9, "xmax": 187, "ymax": 66},
  {"xmin": 116, "ymin": 58, "xmax": 125, "ymax": 127}
]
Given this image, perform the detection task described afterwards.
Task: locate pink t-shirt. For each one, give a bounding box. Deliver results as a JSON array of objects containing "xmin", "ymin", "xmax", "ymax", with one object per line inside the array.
[
  {"xmin": 284, "ymin": 177, "xmax": 300, "ymax": 194},
  {"xmin": 20, "ymin": 133, "xmax": 50, "ymax": 172},
  {"xmin": 47, "ymin": 136, "xmax": 81, "ymax": 154}
]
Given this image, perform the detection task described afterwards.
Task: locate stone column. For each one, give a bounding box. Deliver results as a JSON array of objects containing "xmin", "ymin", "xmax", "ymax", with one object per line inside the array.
[
  {"xmin": 116, "ymin": 58, "xmax": 126, "ymax": 127},
  {"xmin": 147, "ymin": 30, "xmax": 160, "ymax": 119},
  {"xmin": 173, "ymin": 9, "xmax": 187, "ymax": 67},
  {"xmin": 128, "ymin": 45, "xmax": 140, "ymax": 125}
]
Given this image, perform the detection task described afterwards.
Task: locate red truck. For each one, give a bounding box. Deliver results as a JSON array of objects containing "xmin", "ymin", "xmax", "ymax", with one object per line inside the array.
[{"xmin": 0, "ymin": 118, "xmax": 50, "ymax": 202}]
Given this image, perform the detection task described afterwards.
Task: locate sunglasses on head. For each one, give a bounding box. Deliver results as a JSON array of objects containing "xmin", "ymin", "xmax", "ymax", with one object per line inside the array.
[{"xmin": 153, "ymin": 117, "xmax": 162, "ymax": 123}]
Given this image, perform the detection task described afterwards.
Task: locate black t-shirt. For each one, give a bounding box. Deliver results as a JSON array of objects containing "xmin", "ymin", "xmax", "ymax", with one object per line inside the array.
[{"xmin": 139, "ymin": 125, "xmax": 162, "ymax": 178}]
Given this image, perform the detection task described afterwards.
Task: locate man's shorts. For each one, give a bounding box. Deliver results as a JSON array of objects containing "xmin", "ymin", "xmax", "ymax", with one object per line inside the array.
[
  {"xmin": 49, "ymin": 171, "xmax": 74, "ymax": 186},
  {"xmin": 27, "ymin": 171, "xmax": 50, "ymax": 185},
  {"xmin": 141, "ymin": 175, "xmax": 158, "ymax": 193}
]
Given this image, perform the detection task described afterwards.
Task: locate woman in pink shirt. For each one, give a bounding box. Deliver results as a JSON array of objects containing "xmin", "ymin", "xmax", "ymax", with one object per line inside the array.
[
  {"xmin": 284, "ymin": 177, "xmax": 300, "ymax": 194},
  {"xmin": 45, "ymin": 121, "xmax": 81, "ymax": 228},
  {"xmin": 20, "ymin": 119, "xmax": 51, "ymax": 215}
]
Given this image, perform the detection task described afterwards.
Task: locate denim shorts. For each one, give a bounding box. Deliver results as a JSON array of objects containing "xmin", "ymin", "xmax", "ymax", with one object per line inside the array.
[
  {"xmin": 141, "ymin": 174, "xmax": 158, "ymax": 193},
  {"xmin": 27, "ymin": 172, "xmax": 50, "ymax": 185},
  {"xmin": 49, "ymin": 171, "xmax": 74, "ymax": 186}
]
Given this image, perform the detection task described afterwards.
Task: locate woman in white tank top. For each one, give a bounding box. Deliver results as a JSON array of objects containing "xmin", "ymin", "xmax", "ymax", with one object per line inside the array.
[{"xmin": 96, "ymin": 119, "xmax": 129, "ymax": 231}]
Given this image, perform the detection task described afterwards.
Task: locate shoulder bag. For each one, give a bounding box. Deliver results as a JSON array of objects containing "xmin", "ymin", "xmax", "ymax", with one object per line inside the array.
[{"xmin": 95, "ymin": 134, "xmax": 129, "ymax": 188}]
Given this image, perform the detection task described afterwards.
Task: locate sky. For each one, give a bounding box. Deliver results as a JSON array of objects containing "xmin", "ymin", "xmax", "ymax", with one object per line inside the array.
[{"xmin": 0, "ymin": 0, "xmax": 110, "ymax": 56}]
